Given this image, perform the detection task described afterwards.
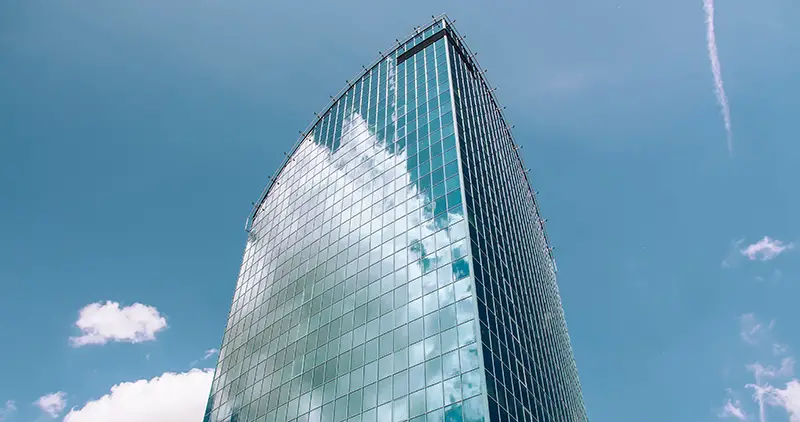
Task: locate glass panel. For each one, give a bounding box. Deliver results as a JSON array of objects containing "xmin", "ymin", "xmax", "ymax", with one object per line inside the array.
[{"xmin": 204, "ymin": 16, "xmax": 586, "ymax": 422}]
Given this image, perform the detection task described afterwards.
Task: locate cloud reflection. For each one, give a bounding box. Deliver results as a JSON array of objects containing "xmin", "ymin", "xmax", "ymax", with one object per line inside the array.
[{"xmin": 209, "ymin": 100, "xmax": 478, "ymax": 420}]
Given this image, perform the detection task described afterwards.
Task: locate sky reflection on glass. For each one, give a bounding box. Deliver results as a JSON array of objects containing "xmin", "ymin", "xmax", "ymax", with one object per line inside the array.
[{"xmin": 204, "ymin": 20, "xmax": 485, "ymax": 422}]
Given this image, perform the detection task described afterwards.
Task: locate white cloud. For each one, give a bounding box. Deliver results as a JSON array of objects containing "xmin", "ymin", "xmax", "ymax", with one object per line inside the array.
[
  {"xmin": 35, "ymin": 392, "xmax": 66, "ymax": 418},
  {"xmin": 703, "ymin": 0, "xmax": 734, "ymax": 155},
  {"xmin": 190, "ymin": 348, "xmax": 219, "ymax": 367},
  {"xmin": 722, "ymin": 239, "xmax": 745, "ymax": 268},
  {"xmin": 0, "ymin": 401, "xmax": 16, "ymax": 421},
  {"xmin": 747, "ymin": 380, "xmax": 800, "ymax": 422},
  {"xmin": 223, "ymin": 99, "xmax": 478, "ymax": 416},
  {"xmin": 745, "ymin": 359, "xmax": 795, "ymax": 422},
  {"xmin": 748, "ymin": 358, "xmax": 796, "ymax": 382},
  {"xmin": 740, "ymin": 313, "xmax": 774, "ymax": 345},
  {"xmin": 774, "ymin": 344, "xmax": 791, "ymax": 356},
  {"xmin": 741, "ymin": 236, "xmax": 793, "ymax": 261},
  {"xmin": 762, "ymin": 380, "xmax": 800, "ymax": 422},
  {"xmin": 69, "ymin": 301, "xmax": 168, "ymax": 347},
  {"xmin": 727, "ymin": 315, "xmax": 800, "ymax": 422},
  {"xmin": 63, "ymin": 369, "xmax": 213, "ymax": 422},
  {"xmin": 720, "ymin": 398, "xmax": 748, "ymax": 420}
]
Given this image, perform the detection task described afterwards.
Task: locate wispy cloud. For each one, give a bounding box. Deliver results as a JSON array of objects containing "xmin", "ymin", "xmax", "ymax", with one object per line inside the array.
[
  {"xmin": 755, "ymin": 269, "xmax": 783, "ymax": 284},
  {"xmin": 719, "ymin": 397, "xmax": 748, "ymax": 421},
  {"xmin": 703, "ymin": 0, "xmax": 734, "ymax": 156},
  {"xmin": 189, "ymin": 348, "xmax": 219, "ymax": 368},
  {"xmin": 722, "ymin": 239, "xmax": 745, "ymax": 268},
  {"xmin": 756, "ymin": 381, "xmax": 800, "ymax": 422},
  {"xmin": 748, "ymin": 358, "xmax": 796, "ymax": 381},
  {"xmin": 741, "ymin": 237, "xmax": 794, "ymax": 261},
  {"xmin": 749, "ymin": 381, "xmax": 767, "ymax": 422},
  {"xmin": 774, "ymin": 344, "xmax": 791, "ymax": 357},
  {"xmin": 740, "ymin": 313, "xmax": 772, "ymax": 345},
  {"xmin": 35, "ymin": 392, "xmax": 67, "ymax": 418},
  {"xmin": 746, "ymin": 374, "xmax": 800, "ymax": 422},
  {"xmin": 0, "ymin": 401, "xmax": 16, "ymax": 422},
  {"xmin": 723, "ymin": 315, "xmax": 800, "ymax": 422}
]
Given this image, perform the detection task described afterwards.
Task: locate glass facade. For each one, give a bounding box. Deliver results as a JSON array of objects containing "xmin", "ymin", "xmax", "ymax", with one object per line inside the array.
[
  {"xmin": 446, "ymin": 29, "xmax": 587, "ymax": 422},
  {"xmin": 203, "ymin": 16, "xmax": 587, "ymax": 422}
]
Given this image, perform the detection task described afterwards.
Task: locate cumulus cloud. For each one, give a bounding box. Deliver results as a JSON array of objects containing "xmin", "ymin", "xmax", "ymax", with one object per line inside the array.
[
  {"xmin": 63, "ymin": 369, "xmax": 213, "ymax": 422},
  {"xmin": 758, "ymin": 380, "xmax": 800, "ymax": 422},
  {"xmin": 69, "ymin": 301, "xmax": 168, "ymax": 347},
  {"xmin": 747, "ymin": 378, "xmax": 800, "ymax": 422},
  {"xmin": 741, "ymin": 237, "xmax": 793, "ymax": 262},
  {"xmin": 35, "ymin": 392, "xmax": 66, "ymax": 418},
  {"xmin": 0, "ymin": 401, "xmax": 16, "ymax": 421}
]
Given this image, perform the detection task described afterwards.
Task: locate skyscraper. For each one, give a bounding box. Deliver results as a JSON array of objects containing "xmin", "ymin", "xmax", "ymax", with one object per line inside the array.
[{"xmin": 203, "ymin": 15, "xmax": 587, "ymax": 422}]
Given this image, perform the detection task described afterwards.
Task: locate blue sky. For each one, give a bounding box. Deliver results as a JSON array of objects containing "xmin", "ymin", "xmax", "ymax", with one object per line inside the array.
[{"xmin": 1, "ymin": 0, "xmax": 799, "ymax": 421}]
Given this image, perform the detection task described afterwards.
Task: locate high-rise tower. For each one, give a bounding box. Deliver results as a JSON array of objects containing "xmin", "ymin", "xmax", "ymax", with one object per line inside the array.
[{"xmin": 203, "ymin": 15, "xmax": 587, "ymax": 422}]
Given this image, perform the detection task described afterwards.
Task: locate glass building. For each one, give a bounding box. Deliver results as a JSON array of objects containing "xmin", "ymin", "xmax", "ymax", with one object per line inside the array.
[{"xmin": 203, "ymin": 15, "xmax": 587, "ymax": 422}]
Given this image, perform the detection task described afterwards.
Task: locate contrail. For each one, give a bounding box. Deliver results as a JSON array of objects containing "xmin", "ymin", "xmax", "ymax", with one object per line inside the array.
[{"xmin": 703, "ymin": 0, "xmax": 733, "ymax": 156}]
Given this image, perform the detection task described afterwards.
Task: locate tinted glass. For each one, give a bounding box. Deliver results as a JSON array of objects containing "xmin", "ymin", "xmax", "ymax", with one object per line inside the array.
[
  {"xmin": 448, "ymin": 25, "xmax": 588, "ymax": 422},
  {"xmin": 203, "ymin": 18, "xmax": 487, "ymax": 422}
]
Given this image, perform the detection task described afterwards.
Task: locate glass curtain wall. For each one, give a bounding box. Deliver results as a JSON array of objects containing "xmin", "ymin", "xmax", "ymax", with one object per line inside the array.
[
  {"xmin": 447, "ymin": 25, "xmax": 588, "ymax": 422},
  {"xmin": 203, "ymin": 19, "xmax": 487, "ymax": 422},
  {"xmin": 202, "ymin": 15, "xmax": 587, "ymax": 422}
]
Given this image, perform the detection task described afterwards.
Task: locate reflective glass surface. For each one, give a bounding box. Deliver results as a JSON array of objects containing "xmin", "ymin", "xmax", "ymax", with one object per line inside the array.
[
  {"xmin": 203, "ymin": 16, "xmax": 586, "ymax": 422},
  {"xmin": 448, "ymin": 25, "xmax": 588, "ymax": 422},
  {"xmin": 203, "ymin": 19, "xmax": 486, "ymax": 422}
]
